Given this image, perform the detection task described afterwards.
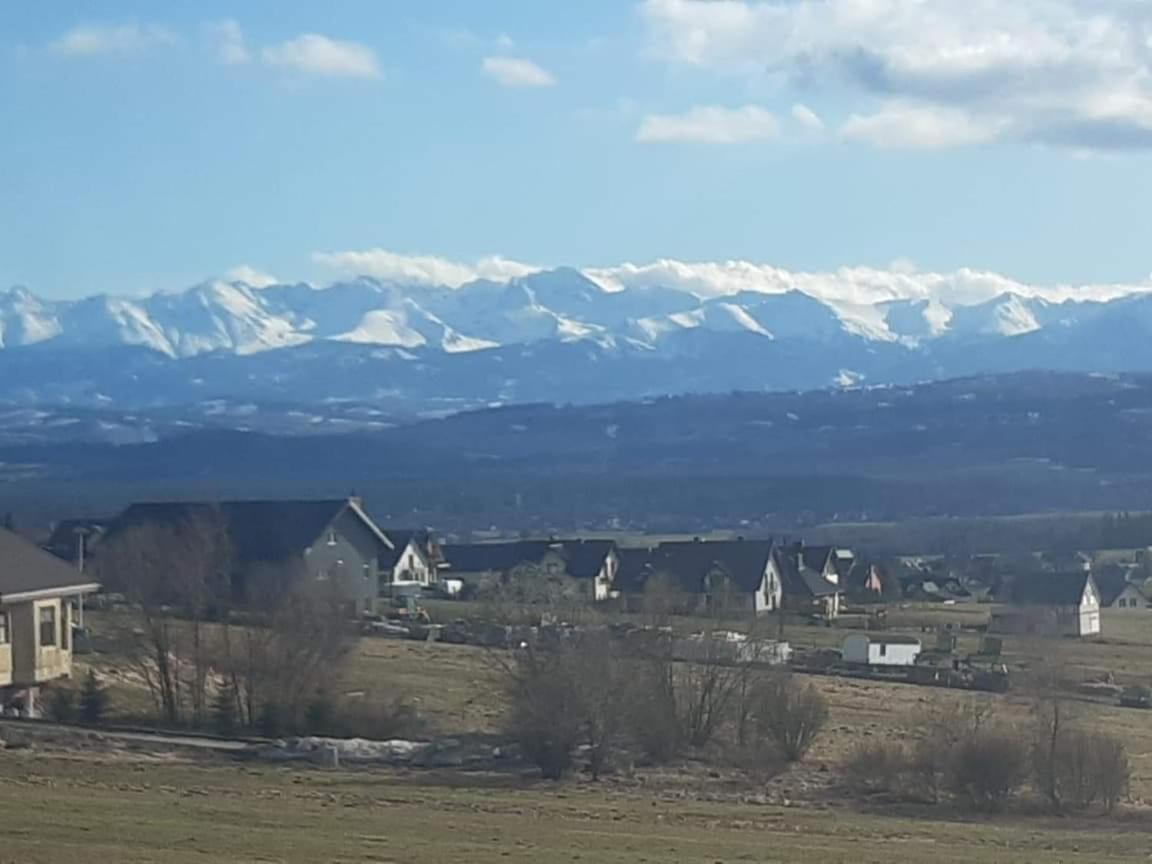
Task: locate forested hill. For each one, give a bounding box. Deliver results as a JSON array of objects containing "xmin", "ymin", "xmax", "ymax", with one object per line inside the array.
[{"xmin": 5, "ymin": 371, "xmax": 1152, "ymax": 532}]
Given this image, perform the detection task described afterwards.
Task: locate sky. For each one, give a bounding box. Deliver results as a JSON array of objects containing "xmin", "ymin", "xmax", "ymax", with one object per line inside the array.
[{"xmin": 3, "ymin": 0, "xmax": 1152, "ymax": 299}]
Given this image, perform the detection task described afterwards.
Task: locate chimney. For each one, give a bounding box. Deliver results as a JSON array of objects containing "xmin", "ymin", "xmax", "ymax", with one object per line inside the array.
[{"xmin": 348, "ymin": 493, "xmax": 363, "ymax": 509}]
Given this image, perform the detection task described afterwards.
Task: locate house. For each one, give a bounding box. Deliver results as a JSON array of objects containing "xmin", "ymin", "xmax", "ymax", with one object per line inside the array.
[
  {"xmin": 104, "ymin": 497, "xmax": 395, "ymax": 615},
  {"xmin": 842, "ymin": 634, "xmax": 922, "ymax": 667},
  {"xmin": 439, "ymin": 539, "xmax": 619, "ymax": 601},
  {"xmin": 990, "ymin": 572, "xmax": 1101, "ymax": 637},
  {"xmin": 798, "ymin": 545, "xmax": 843, "ymax": 586},
  {"xmin": 379, "ymin": 529, "xmax": 441, "ymax": 593},
  {"xmin": 615, "ymin": 538, "xmax": 842, "ymax": 618},
  {"xmin": 844, "ymin": 560, "xmax": 885, "ymax": 600},
  {"xmin": 1102, "ymin": 581, "xmax": 1152, "ymax": 610},
  {"xmin": 1, "ymin": 528, "xmax": 100, "ymax": 715},
  {"xmin": 777, "ymin": 543, "xmax": 842, "ymax": 618},
  {"xmin": 644, "ymin": 539, "xmax": 782, "ymax": 615}
]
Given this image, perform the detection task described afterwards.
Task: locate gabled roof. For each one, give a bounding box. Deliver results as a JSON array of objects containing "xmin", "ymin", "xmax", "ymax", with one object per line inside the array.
[
  {"xmin": 0, "ymin": 528, "xmax": 100, "ymax": 602},
  {"xmin": 774, "ymin": 544, "xmax": 840, "ymax": 598},
  {"xmin": 650, "ymin": 540, "xmax": 775, "ymax": 594},
  {"xmin": 800, "ymin": 545, "xmax": 835, "ymax": 574},
  {"xmin": 614, "ymin": 547, "xmax": 657, "ymax": 594},
  {"xmin": 379, "ymin": 529, "xmax": 433, "ymax": 569},
  {"xmin": 110, "ymin": 499, "xmax": 391, "ymax": 565},
  {"xmin": 844, "ymin": 560, "xmax": 883, "ymax": 591},
  {"xmin": 440, "ymin": 539, "xmax": 615, "ymax": 580},
  {"xmin": 1099, "ymin": 577, "xmax": 1149, "ymax": 607},
  {"xmin": 1009, "ymin": 572, "xmax": 1095, "ymax": 607}
]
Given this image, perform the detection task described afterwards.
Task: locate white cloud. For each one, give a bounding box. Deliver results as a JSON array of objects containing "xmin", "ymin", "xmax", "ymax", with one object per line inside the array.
[
  {"xmin": 842, "ymin": 103, "xmax": 1005, "ymax": 149},
  {"xmin": 207, "ymin": 20, "xmax": 249, "ymax": 65},
  {"xmin": 637, "ymin": 105, "xmax": 778, "ymax": 143},
  {"xmin": 481, "ymin": 56, "xmax": 556, "ymax": 88},
  {"xmin": 640, "ymin": 0, "xmax": 1152, "ymax": 150},
  {"xmin": 263, "ymin": 34, "xmax": 381, "ymax": 79},
  {"xmin": 50, "ymin": 23, "xmax": 176, "ymax": 57},
  {"xmin": 225, "ymin": 265, "xmax": 279, "ymax": 288},
  {"xmin": 586, "ymin": 258, "xmax": 1151, "ymax": 307},
  {"xmin": 791, "ymin": 104, "xmax": 825, "ymax": 133},
  {"xmin": 313, "ymin": 249, "xmax": 540, "ymax": 287}
]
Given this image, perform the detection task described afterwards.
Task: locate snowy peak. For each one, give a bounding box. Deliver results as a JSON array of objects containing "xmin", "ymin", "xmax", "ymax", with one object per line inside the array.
[{"xmin": 1, "ymin": 266, "xmax": 1149, "ymax": 373}]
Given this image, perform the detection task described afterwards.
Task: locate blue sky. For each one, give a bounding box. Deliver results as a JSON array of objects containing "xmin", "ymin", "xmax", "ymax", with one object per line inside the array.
[{"xmin": 3, "ymin": 0, "xmax": 1152, "ymax": 298}]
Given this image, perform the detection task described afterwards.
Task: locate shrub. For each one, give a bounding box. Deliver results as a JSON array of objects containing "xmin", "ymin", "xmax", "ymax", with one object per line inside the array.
[
  {"xmin": 258, "ymin": 702, "xmax": 287, "ymax": 739},
  {"xmin": 1033, "ymin": 725, "xmax": 1131, "ymax": 814},
  {"xmin": 1090, "ymin": 734, "xmax": 1131, "ymax": 814},
  {"xmin": 45, "ymin": 685, "xmax": 77, "ymax": 724},
  {"xmin": 756, "ymin": 675, "xmax": 828, "ymax": 763},
  {"xmin": 338, "ymin": 697, "xmax": 424, "ymax": 740},
  {"xmin": 79, "ymin": 670, "xmax": 109, "ymax": 726},
  {"xmin": 945, "ymin": 727, "xmax": 1027, "ymax": 812},
  {"xmin": 844, "ymin": 741, "xmax": 907, "ymax": 794},
  {"xmin": 627, "ymin": 659, "xmax": 681, "ymax": 764},
  {"xmin": 726, "ymin": 742, "xmax": 786, "ymax": 785},
  {"xmin": 905, "ymin": 737, "xmax": 947, "ymax": 804},
  {"xmin": 505, "ymin": 647, "xmax": 585, "ymax": 780},
  {"xmin": 303, "ymin": 693, "xmax": 336, "ymax": 736}
]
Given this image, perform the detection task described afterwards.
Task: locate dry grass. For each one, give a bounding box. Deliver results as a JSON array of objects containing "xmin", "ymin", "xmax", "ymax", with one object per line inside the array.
[
  {"xmin": 17, "ymin": 604, "xmax": 1152, "ymax": 861},
  {"xmin": 3, "ymin": 750, "xmax": 1152, "ymax": 863}
]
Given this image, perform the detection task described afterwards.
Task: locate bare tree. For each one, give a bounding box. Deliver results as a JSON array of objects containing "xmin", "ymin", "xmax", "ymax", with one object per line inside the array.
[
  {"xmin": 219, "ymin": 563, "xmax": 354, "ymax": 730},
  {"xmin": 755, "ymin": 673, "xmax": 828, "ymax": 763},
  {"xmin": 676, "ymin": 633, "xmax": 743, "ymax": 748},
  {"xmin": 95, "ymin": 512, "xmax": 231, "ymax": 725}
]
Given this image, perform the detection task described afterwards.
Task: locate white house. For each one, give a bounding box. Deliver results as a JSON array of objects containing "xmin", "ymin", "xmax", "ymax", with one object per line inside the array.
[
  {"xmin": 991, "ymin": 572, "xmax": 1101, "ymax": 638},
  {"xmin": 842, "ymin": 634, "xmax": 922, "ymax": 667},
  {"xmin": 380, "ymin": 530, "xmax": 439, "ymax": 589}
]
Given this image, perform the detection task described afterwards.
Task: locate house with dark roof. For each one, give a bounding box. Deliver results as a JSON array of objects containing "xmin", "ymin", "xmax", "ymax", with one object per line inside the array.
[
  {"xmin": 1094, "ymin": 569, "xmax": 1152, "ymax": 610},
  {"xmin": 439, "ymin": 539, "xmax": 619, "ymax": 601},
  {"xmin": 843, "ymin": 560, "xmax": 885, "ymax": 601},
  {"xmin": 614, "ymin": 538, "xmax": 844, "ymax": 618},
  {"xmin": 105, "ymin": 497, "xmax": 394, "ymax": 615},
  {"xmin": 776, "ymin": 543, "xmax": 842, "ymax": 618},
  {"xmin": 990, "ymin": 572, "xmax": 1101, "ymax": 637},
  {"xmin": 1, "ymin": 528, "xmax": 100, "ymax": 715},
  {"xmin": 643, "ymin": 539, "xmax": 782, "ymax": 616}
]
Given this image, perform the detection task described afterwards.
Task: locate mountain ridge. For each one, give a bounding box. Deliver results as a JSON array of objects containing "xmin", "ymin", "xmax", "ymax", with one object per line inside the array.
[{"xmin": 7, "ymin": 266, "xmax": 1152, "ymax": 436}]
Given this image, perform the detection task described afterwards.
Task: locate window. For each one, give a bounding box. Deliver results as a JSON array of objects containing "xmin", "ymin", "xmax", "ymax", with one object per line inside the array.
[
  {"xmin": 327, "ymin": 530, "xmax": 338, "ymax": 546},
  {"xmin": 0, "ymin": 611, "xmax": 8, "ymax": 645},
  {"xmin": 39, "ymin": 605, "xmax": 57, "ymax": 647},
  {"xmin": 878, "ymin": 642, "xmax": 887, "ymax": 657}
]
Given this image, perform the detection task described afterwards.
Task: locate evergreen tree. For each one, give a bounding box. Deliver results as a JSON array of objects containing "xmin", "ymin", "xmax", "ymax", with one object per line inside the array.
[{"xmin": 79, "ymin": 670, "xmax": 109, "ymax": 725}]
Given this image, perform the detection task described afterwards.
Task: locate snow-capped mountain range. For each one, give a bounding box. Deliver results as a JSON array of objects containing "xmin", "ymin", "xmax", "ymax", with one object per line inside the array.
[
  {"xmin": 4, "ymin": 263, "xmax": 1150, "ymax": 358},
  {"xmin": 5, "ymin": 260, "xmax": 1152, "ymax": 441}
]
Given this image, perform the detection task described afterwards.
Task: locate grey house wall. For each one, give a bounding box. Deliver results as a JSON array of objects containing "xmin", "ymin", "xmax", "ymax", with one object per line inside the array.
[{"xmin": 301, "ymin": 509, "xmax": 385, "ymax": 614}]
